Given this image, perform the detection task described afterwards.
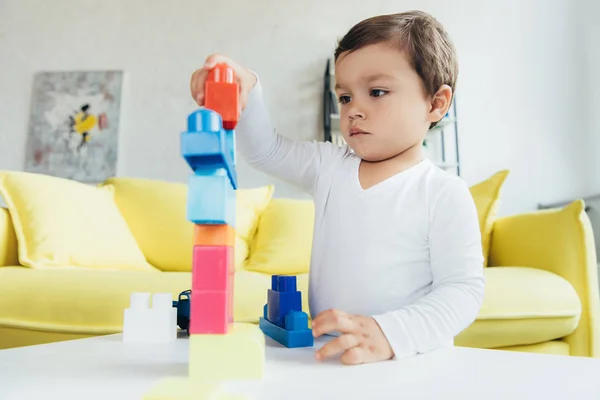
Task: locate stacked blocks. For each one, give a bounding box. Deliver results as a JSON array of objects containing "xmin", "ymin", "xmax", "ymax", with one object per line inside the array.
[
  {"xmin": 259, "ymin": 275, "xmax": 314, "ymax": 348},
  {"xmin": 182, "ymin": 109, "xmax": 237, "ymax": 226},
  {"xmin": 181, "ymin": 63, "xmax": 265, "ymax": 383}
]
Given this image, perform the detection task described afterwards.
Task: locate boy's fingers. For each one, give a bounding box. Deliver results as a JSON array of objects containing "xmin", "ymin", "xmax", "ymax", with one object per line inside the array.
[
  {"xmin": 190, "ymin": 68, "xmax": 207, "ymax": 105},
  {"xmin": 312, "ymin": 310, "xmax": 355, "ymax": 337},
  {"xmin": 203, "ymin": 53, "xmax": 231, "ymax": 69},
  {"xmin": 316, "ymin": 334, "xmax": 360, "ymax": 361},
  {"xmin": 340, "ymin": 346, "xmax": 366, "ymax": 365}
]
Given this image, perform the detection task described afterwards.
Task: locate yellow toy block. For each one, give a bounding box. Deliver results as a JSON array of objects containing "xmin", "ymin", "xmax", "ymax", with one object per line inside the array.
[
  {"xmin": 189, "ymin": 323, "xmax": 265, "ymax": 381},
  {"xmin": 142, "ymin": 377, "xmax": 220, "ymax": 400},
  {"xmin": 142, "ymin": 377, "xmax": 252, "ymax": 400}
]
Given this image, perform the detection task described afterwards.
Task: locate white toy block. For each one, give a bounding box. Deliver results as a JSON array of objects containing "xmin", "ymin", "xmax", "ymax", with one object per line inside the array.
[{"xmin": 123, "ymin": 292, "xmax": 177, "ymax": 343}]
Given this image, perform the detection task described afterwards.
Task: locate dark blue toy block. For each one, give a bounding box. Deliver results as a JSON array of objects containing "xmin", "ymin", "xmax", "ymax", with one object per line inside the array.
[
  {"xmin": 186, "ymin": 173, "xmax": 235, "ymax": 226},
  {"xmin": 260, "ymin": 275, "xmax": 313, "ymax": 348},
  {"xmin": 272, "ymin": 275, "xmax": 296, "ymax": 292},
  {"xmin": 181, "ymin": 108, "xmax": 237, "ymax": 189},
  {"xmin": 267, "ymin": 290, "xmax": 301, "ymax": 328},
  {"xmin": 259, "ymin": 315, "xmax": 313, "ymax": 348}
]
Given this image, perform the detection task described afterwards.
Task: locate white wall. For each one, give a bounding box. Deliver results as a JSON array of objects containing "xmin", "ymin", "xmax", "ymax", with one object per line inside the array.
[
  {"xmin": 583, "ymin": 0, "xmax": 600, "ymax": 194},
  {"xmin": 0, "ymin": 0, "xmax": 591, "ymax": 215}
]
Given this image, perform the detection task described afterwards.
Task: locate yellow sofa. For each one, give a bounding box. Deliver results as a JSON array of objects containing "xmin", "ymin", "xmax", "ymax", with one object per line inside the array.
[{"xmin": 0, "ymin": 171, "xmax": 598, "ymax": 358}]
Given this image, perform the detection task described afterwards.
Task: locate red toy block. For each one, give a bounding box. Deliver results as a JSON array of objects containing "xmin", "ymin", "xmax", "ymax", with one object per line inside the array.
[
  {"xmin": 189, "ymin": 290, "xmax": 230, "ymax": 334},
  {"xmin": 204, "ymin": 63, "xmax": 239, "ymax": 130},
  {"xmin": 192, "ymin": 245, "xmax": 233, "ymax": 292}
]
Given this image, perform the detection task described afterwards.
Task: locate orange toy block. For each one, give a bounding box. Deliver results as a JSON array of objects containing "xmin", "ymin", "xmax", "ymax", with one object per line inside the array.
[
  {"xmin": 193, "ymin": 224, "xmax": 235, "ymax": 247},
  {"xmin": 204, "ymin": 63, "xmax": 240, "ymax": 130}
]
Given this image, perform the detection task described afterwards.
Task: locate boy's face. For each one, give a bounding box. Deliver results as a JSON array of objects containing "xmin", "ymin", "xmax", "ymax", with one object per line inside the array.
[{"xmin": 334, "ymin": 43, "xmax": 440, "ymax": 163}]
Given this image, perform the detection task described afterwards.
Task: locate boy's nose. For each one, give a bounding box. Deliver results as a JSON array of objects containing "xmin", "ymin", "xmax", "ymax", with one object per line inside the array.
[{"xmin": 348, "ymin": 107, "xmax": 366, "ymax": 120}]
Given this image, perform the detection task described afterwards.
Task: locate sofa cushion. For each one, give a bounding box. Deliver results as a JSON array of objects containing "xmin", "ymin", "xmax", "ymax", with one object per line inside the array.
[
  {"xmin": 246, "ymin": 198, "xmax": 315, "ymax": 275},
  {"xmin": 456, "ymin": 266, "xmax": 581, "ymax": 349},
  {"xmin": 102, "ymin": 177, "xmax": 274, "ymax": 272},
  {"xmin": 0, "ymin": 171, "xmax": 156, "ymax": 272},
  {"xmin": 0, "ymin": 207, "xmax": 18, "ymax": 267},
  {"xmin": 0, "ymin": 267, "xmax": 309, "ymax": 349},
  {"xmin": 469, "ymin": 170, "xmax": 509, "ymax": 267}
]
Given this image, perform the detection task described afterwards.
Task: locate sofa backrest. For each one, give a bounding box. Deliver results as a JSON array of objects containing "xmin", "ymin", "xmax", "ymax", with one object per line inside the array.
[
  {"xmin": 102, "ymin": 177, "xmax": 275, "ymax": 272},
  {"xmin": 0, "ymin": 207, "xmax": 18, "ymax": 267}
]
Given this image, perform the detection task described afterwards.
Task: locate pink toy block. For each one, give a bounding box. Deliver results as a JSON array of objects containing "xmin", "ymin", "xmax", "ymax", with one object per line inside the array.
[
  {"xmin": 228, "ymin": 271, "xmax": 234, "ymax": 323},
  {"xmin": 191, "ymin": 245, "xmax": 233, "ymax": 292},
  {"xmin": 189, "ymin": 290, "xmax": 230, "ymax": 334}
]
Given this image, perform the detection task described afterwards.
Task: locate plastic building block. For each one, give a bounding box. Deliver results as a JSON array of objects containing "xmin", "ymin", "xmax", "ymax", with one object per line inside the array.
[
  {"xmin": 204, "ymin": 63, "xmax": 240, "ymax": 130},
  {"xmin": 142, "ymin": 377, "xmax": 251, "ymax": 400},
  {"xmin": 189, "ymin": 323, "xmax": 265, "ymax": 381},
  {"xmin": 193, "ymin": 224, "xmax": 235, "ymax": 246},
  {"xmin": 181, "ymin": 108, "xmax": 237, "ymax": 189},
  {"xmin": 186, "ymin": 173, "xmax": 236, "ymax": 226},
  {"xmin": 259, "ymin": 312, "xmax": 313, "ymax": 348},
  {"xmin": 143, "ymin": 377, "xmax": 224, "ymax": 400},
  {"xmin": 189, "ymin": 290, "xmax": 230, "ymax": 334},
  {"xmin": 123, "ymin": 292, "xmax": 177, "ymax": 342},
  {"xmin": 226, "ymin": 129, "xmax": 236, "ymax": 166},
  {"xmin": 259, "ymin": 275, "xmax": 313, "ymax": 348},
  {"xmin": 267, "ymin": 276, "xmax": 302, "ymax": 327},
  {"xmin": 192, "ymin": 245, "xmax": 233, "ymax": 292},
  {"xmin": 174, "ymin": 290, "xmax": 191, "ymax": 332}
]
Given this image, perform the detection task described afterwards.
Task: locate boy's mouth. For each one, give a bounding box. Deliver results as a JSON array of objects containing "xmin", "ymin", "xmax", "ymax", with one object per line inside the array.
[{"xmin": 349, "ymin": 127, "xmax": 370, "ymax": 136}]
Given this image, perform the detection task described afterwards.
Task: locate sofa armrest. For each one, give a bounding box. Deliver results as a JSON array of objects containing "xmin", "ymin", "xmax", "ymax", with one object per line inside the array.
[
  {"xmin": 488, "ymin": 200, "xmax": 600, "ymax": 357},
  {"xmin": 0, "ymin": 208, "xmax": 19, "ymax": 267}
]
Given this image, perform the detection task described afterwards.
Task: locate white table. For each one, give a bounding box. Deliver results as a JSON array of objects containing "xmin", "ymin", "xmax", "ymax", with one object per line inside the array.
[{"xmin": 1, "ymin": 332, "xmax": 600, "ymax": 399}]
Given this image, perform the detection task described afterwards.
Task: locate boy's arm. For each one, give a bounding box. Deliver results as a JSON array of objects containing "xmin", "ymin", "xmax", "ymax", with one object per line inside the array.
[
  {"xmin": 234, "ymin": 75, "xmax": 344, "ymax": 195},
  {"xmin": 373, "ymin": 179, "xmax": 485, "ymax": 359}
]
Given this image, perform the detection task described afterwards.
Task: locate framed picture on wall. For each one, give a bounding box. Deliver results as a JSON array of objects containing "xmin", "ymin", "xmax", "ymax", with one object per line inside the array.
[{"xmin": 24, "ymin": 70, "xmax": 123, "ymax": 183}]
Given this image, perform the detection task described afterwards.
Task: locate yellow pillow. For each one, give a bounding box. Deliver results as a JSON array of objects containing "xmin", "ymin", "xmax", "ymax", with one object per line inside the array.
[
  {"xmin": 102, "ymin": 177, "xmax": 274, "ymax": 272},
  {"xmin": 245, "ymin": 198, "xmax": 314, "ymax": 275},
  {"xmin": 469, "ymin": 170, "xmax": 509, "ymax": 267},
  {"xmin": 0, "ymin": 171, "xmax": 156, "ymax": 271}
]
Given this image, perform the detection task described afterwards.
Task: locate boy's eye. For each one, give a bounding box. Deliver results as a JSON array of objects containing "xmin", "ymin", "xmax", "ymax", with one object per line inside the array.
[
  {"xmin": 370, "ymin": 89, "xmax": 388, "ymax": 98},
  {"xmin": 338, "ymin": 95, "xmax": 351, "ymax": 105}
]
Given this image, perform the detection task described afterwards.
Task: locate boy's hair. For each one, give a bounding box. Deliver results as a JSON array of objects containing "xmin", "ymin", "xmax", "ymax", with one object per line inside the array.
[{"xmin": 334, "ymin": 11, "xmax": 458, "ymax": 127}]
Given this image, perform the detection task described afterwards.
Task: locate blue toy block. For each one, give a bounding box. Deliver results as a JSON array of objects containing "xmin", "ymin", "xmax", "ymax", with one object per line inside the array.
[
  {"xmin": 259, "ymin": 275, "xmax": 313, "ymax": 348},
  {"xmin": 181, "ymin": 108, "xmax": 237, "ymax": 189},
  {"xmin": 259, "ymin": 314, "xmax": 313, "ymax": 348},
  {"xmin": 225, "ymin": 129, "xmax": 236, "ymax": 166},
  {"xmin": 285, "ymin": 309, "xmax": 308, "ymax": 331},
  {"xmin": 186, "ymin": 172, "xmax": 235, "ymax": 226}
]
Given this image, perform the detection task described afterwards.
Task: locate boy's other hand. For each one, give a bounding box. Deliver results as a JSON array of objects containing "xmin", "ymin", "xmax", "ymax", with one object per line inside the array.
[
  {"xmin": 189, "ymin": 54, "xmax": 257, "ymax": 111},
  {"xmin": 312, "ymin": 309, "xmax": 394, "ymax": 365}
]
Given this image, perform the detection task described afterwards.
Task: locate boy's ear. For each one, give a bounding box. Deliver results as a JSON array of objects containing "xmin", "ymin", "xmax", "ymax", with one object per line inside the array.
[{"xmin": 428, "ymin": 85, "xmax": 453, "ymax": 124}]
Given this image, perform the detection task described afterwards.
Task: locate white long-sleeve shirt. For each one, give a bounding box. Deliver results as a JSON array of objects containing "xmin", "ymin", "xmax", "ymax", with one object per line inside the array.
[{"xmin": 236, "ymin": 78, "xmax": 485, "ymax": 360}]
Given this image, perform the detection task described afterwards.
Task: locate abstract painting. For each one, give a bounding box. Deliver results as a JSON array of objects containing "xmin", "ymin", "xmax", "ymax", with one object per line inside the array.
[{"xmin": 24, "ymin": 70, "xmax": 123, "ymax": 183}]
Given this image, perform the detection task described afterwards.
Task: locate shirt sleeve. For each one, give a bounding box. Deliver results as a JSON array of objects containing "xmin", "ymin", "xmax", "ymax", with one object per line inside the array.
[
  {"xmin": 372, "ymin": 178, "xmax": 485, "ymax": 360},
  {"xmin": 235, "ymin": 73, "xmax": 346, "ymax": 196}
]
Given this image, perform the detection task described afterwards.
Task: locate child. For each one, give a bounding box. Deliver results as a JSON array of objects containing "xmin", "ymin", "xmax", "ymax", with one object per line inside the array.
[{"xmin": 189, "ymin": 10, "xmax": 484, "ymax": 365}]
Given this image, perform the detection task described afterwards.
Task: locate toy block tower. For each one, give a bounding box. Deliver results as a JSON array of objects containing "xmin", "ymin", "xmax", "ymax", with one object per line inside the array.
[
  {"xmin": 259, "ymin": 275, "xmax": 313, "ymax": 348},
  {"xmin": 180, "ymin": 63, "xmax": 265, "ymax": 384}
]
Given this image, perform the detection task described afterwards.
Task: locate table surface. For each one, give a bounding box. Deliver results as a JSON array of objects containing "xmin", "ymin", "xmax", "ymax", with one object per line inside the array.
[{"xmin": 1, "ymin": 332, "xmax": 600, "ymax": 400}]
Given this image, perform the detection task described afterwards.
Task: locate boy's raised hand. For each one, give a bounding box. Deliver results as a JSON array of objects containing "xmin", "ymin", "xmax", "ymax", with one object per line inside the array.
[
  {"xmin": 190, "ymin": 54, "xmax": 257, "ymax": 111},
  {"xmin": 312, "ymin": 309, "xmax": 394, "ymax": 365}
]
